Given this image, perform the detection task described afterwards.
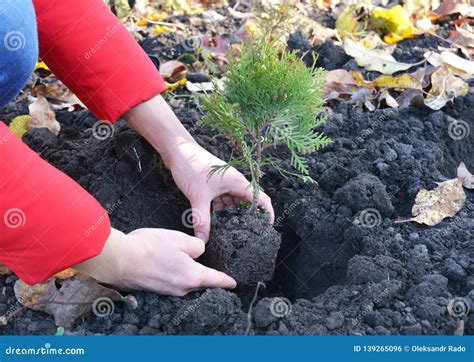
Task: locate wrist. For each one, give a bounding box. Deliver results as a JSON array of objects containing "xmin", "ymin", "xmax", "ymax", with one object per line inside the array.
[
  {"xmin": 124, "ymin": 94, "xmax": 197, "ymax": 168},
  {"xmin": 75, "ymin": 228, "xmax": 128, "ymax": 285}
]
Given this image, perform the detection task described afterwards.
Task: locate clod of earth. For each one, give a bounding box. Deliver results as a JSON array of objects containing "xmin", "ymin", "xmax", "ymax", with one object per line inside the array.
[{"xmin": 204, "ymin": 207, "xmax": 281, "ymax": 286}]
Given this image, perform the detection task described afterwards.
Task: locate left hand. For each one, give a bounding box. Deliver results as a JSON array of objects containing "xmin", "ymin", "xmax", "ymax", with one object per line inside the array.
[{"xmin": 167, "ymin": 140, "xmax": 274, "ymax": 241}]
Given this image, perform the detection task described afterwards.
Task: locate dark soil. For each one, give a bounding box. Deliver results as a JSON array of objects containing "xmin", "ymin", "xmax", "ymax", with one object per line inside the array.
[
  {"xmin": 204, "ymin": 207, "xmax": 281, "ymax": 285},
  {"xmin": 0, "ymin": 8, "xmax": 472, "ymax": 336}
]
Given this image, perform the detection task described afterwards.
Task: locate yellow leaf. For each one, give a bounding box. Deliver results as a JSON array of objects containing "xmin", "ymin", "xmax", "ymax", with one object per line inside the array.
[
  {"xmin": 336, "ymin": 6, "xmax": 367, "ymax": 39},
  {"xmin": 34, "ymin": 61, "xmax": 50, "ymax": 73},
  {"xmin": 148, "ymin": 11, "xmax": 168, "ymax": 21},
  {"xmin": 352, "ymin": 68, "xmax": 425, "ymax": 89},
  {"xmin": 137, "ymin": 18, "xmax": 148, "ymax": 26},
  {"xmin": 9, "ymin": 115, "xmax": 30, "ymax": 138},
  {"xmin": 154, "ymin": 25, "xmax": 170, "ymax": 34},
  {"xmin": 411, "ymin": 178, "xmax": 466, "ymax": 226},
  {"xmin": 370, "ymin": 5, "xmax": 417, "ymax": 44},
  {"xmin": 53, "ymin": 268, "xmax": 77, "ymax": 280},
  {"xmin": 164, "ymin": 78, "xmax": 187, "ymax": 92}
]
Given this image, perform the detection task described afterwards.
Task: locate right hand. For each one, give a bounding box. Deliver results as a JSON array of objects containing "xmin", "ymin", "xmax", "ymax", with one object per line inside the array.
[{"xmin": 75, "ymin": 228, "xmax": 237, "ymax": 296}]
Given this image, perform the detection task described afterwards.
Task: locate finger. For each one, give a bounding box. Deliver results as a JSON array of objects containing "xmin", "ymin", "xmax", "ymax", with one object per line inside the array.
[
  {"xmin": 221, "ymin": 195, "xmax": 235, "ymax": 207},
  {"xmin": 228, "ymin": 176, "xmax": 275, "ymax": 223},
  {"xmin": 212, "ymin": 197, "xmax": 225, "ymax": 211},
  {"xmin": 195, "ymin": 263, "xmax": 237, "ymax": 289},
  {"xmin": 178, "ymin": 235, "xmax": 205, "ymax": 259},
  {"xmin": 190, "ymin": 198, "xmax": 211, "ymax": 242}
]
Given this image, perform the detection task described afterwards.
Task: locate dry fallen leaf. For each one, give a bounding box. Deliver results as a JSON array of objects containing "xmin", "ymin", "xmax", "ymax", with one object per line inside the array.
[
  {"xmin": 159, "ymin": 60, "xmax": 188, "ymax": 83},
  {"xmin": 370, "ymin": 5, "xmax": 418, "ymax": 44},
  {"xmin": 53, "ymin": 268, "xmax": 78, "ymax": 280},
  {"xmin": 352, "ymin": 68, "xmax": 426, "ymax": 89},
  {"xmin": 343, "ymin": 38, "xmax": 420, "ymax": 74},
  {"xmin": 424, "ymin": 51, "xmax": 474, "ymax": 79},
  {"xmin": 32, "ymin": 80, "xmax": 85, "ymax": 110},
  {"xmin": 411, "ymin": 178, "xmax": 466, "ymax": 226},
  {"xmin": 0, "ymin": 263, "xmax": 11, "ymax": 276},
  {"xmin": 9, "ymin": 115, "xmax": 30, "ymax": 138},
  {"xmin": 424, "ymin": 67, "xmax": 468, "ymax": 110},
  {"xmin": 433, "ymin": 0, "xmax": 474, "ymax": 19},
  {"xmin": 335, "ymin": 5, "xmax": 368, "ymax": 39},
  {"xmin": 448, "ymin": 25, "xmax": 474, "ymax": 49},
  {"xmin": 164, "ymin": 78, "xmax": 187, "ymax": 92},
  {"xmin": 28, "ymin": 95, "xmax": 61, "ymax": 135},
  {"xmin": 457, "ymin": 162, "xmax": 474, "ymax": 189},
  {"xmin": 323, "ymin": 69, "xmax": 376, "ymax": 104},
  {"xmin": 14, "ymin": 278, "xmax": 137, "ymax": 328},
  {"xmin": 378, "ymin": 89, "xmax": 399, "ymax": 108}
]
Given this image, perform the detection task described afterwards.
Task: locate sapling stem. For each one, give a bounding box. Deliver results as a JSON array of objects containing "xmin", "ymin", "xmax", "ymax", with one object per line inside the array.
[{"xmin": 201, "ymin": 38, "xmax": 331, "ymax": 218}]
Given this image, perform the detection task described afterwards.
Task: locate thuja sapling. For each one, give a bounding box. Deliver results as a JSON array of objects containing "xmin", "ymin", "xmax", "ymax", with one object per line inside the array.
[{"xmin": 201, "ymin": 39, "xmax": 330, "ymax": 285}]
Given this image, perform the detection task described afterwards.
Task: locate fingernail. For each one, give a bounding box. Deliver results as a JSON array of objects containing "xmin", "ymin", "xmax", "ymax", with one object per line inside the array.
[{"xmin": 196, "ymin": 232, "xmax": 206, "ymax": 241}]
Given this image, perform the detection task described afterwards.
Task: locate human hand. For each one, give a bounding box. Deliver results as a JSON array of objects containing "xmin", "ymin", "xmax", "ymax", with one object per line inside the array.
[
  {"xmin": 125, "ymin": 95, "xmax": 275, "ymax": 242},
  {"xmin": 167, "ymin": 140, "xmax": 274, "ymax": 241},
  {"xmin": 75, "ymin": 228, "xmax": 236, "ymax": 296}
]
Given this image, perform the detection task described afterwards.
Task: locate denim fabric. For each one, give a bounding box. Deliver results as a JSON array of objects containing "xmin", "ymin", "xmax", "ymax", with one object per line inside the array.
[{"xmin": 0, "ymin": 0, "xmax": 38, "ymax": 108}]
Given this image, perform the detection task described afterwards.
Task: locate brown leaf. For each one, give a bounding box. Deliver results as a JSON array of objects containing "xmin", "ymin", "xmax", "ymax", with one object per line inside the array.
[
  {"xmin": 0, "ymin": 263, "xmax": 11, "ymax": 276},
  {"xmin": 411, "ymin": 178, "xmax": 466, "ymax": 226},
  {"xmin": 433, "ymin": 1, "xmax": 474, "ymax": 19},
  {"xmin": 32, "ymin": 80, "xmax": 85, "ymax": 110},
  {"xmin": 53, "ymin": 268, "xmax": 78, "ymax": 280},
  {"xmin": 159, "ymin": 60, "xmax": 188, "ymax": 83},
  {"xmin": 457, "ymin": 162, "xmax": 474, "ymax": 189},
  {"xmin": 28, "ymin": 95, "xmax": 61, "ymax": 135},
  {"xmin": 14, "ymin": 278, "xmax": 137, "ymax": 328},
  {"xmin": 448, "ymin": 25, "xmax": 474, "ymax": 49}
]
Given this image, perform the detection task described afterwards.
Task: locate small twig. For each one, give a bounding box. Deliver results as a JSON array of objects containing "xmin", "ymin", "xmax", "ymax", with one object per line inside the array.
[
  {"xmin": 144, "ymin": 19, "xmax": 186, "ymax": 30},
  {"xmin": 245, "ymin": 282, "xmax": 265, "ymax": 335},
  {"xmin": 132, "ymin": 147, "xmax": 142, "ymax": 173},
  {"xmin": 393, "ymin": 218, "xmax": 413, "ymax": 224}
]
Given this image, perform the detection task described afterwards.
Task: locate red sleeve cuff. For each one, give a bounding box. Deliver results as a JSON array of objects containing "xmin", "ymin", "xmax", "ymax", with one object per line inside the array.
[
  {"xmin": 33, "ymin": 0, "xmax": 166, "ymax": 123},
  {"xmin": 0, "ymin": 123, "xmax": 111, "ymax": 285}
]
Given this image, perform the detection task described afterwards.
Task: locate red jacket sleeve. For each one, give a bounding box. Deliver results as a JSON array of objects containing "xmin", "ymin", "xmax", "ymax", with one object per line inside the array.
[
  {"xmin": 32, "ymin": 0, "xmax": 166, "ymax": 122},
  {"xmin": 0, "ymin": 123, "xmax": 111, "ymax": 285}
]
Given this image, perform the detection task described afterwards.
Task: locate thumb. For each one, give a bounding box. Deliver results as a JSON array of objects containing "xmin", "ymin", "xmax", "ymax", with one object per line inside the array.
[{"xmin": 189, "ymin": 198, "xmax": 211, "ymax": 242}]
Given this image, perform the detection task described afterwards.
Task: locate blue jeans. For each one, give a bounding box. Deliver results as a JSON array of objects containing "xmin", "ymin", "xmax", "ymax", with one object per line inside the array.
[{"xmin": 0, "ymin": 0, "xmax": 38, "ymax": 108}]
